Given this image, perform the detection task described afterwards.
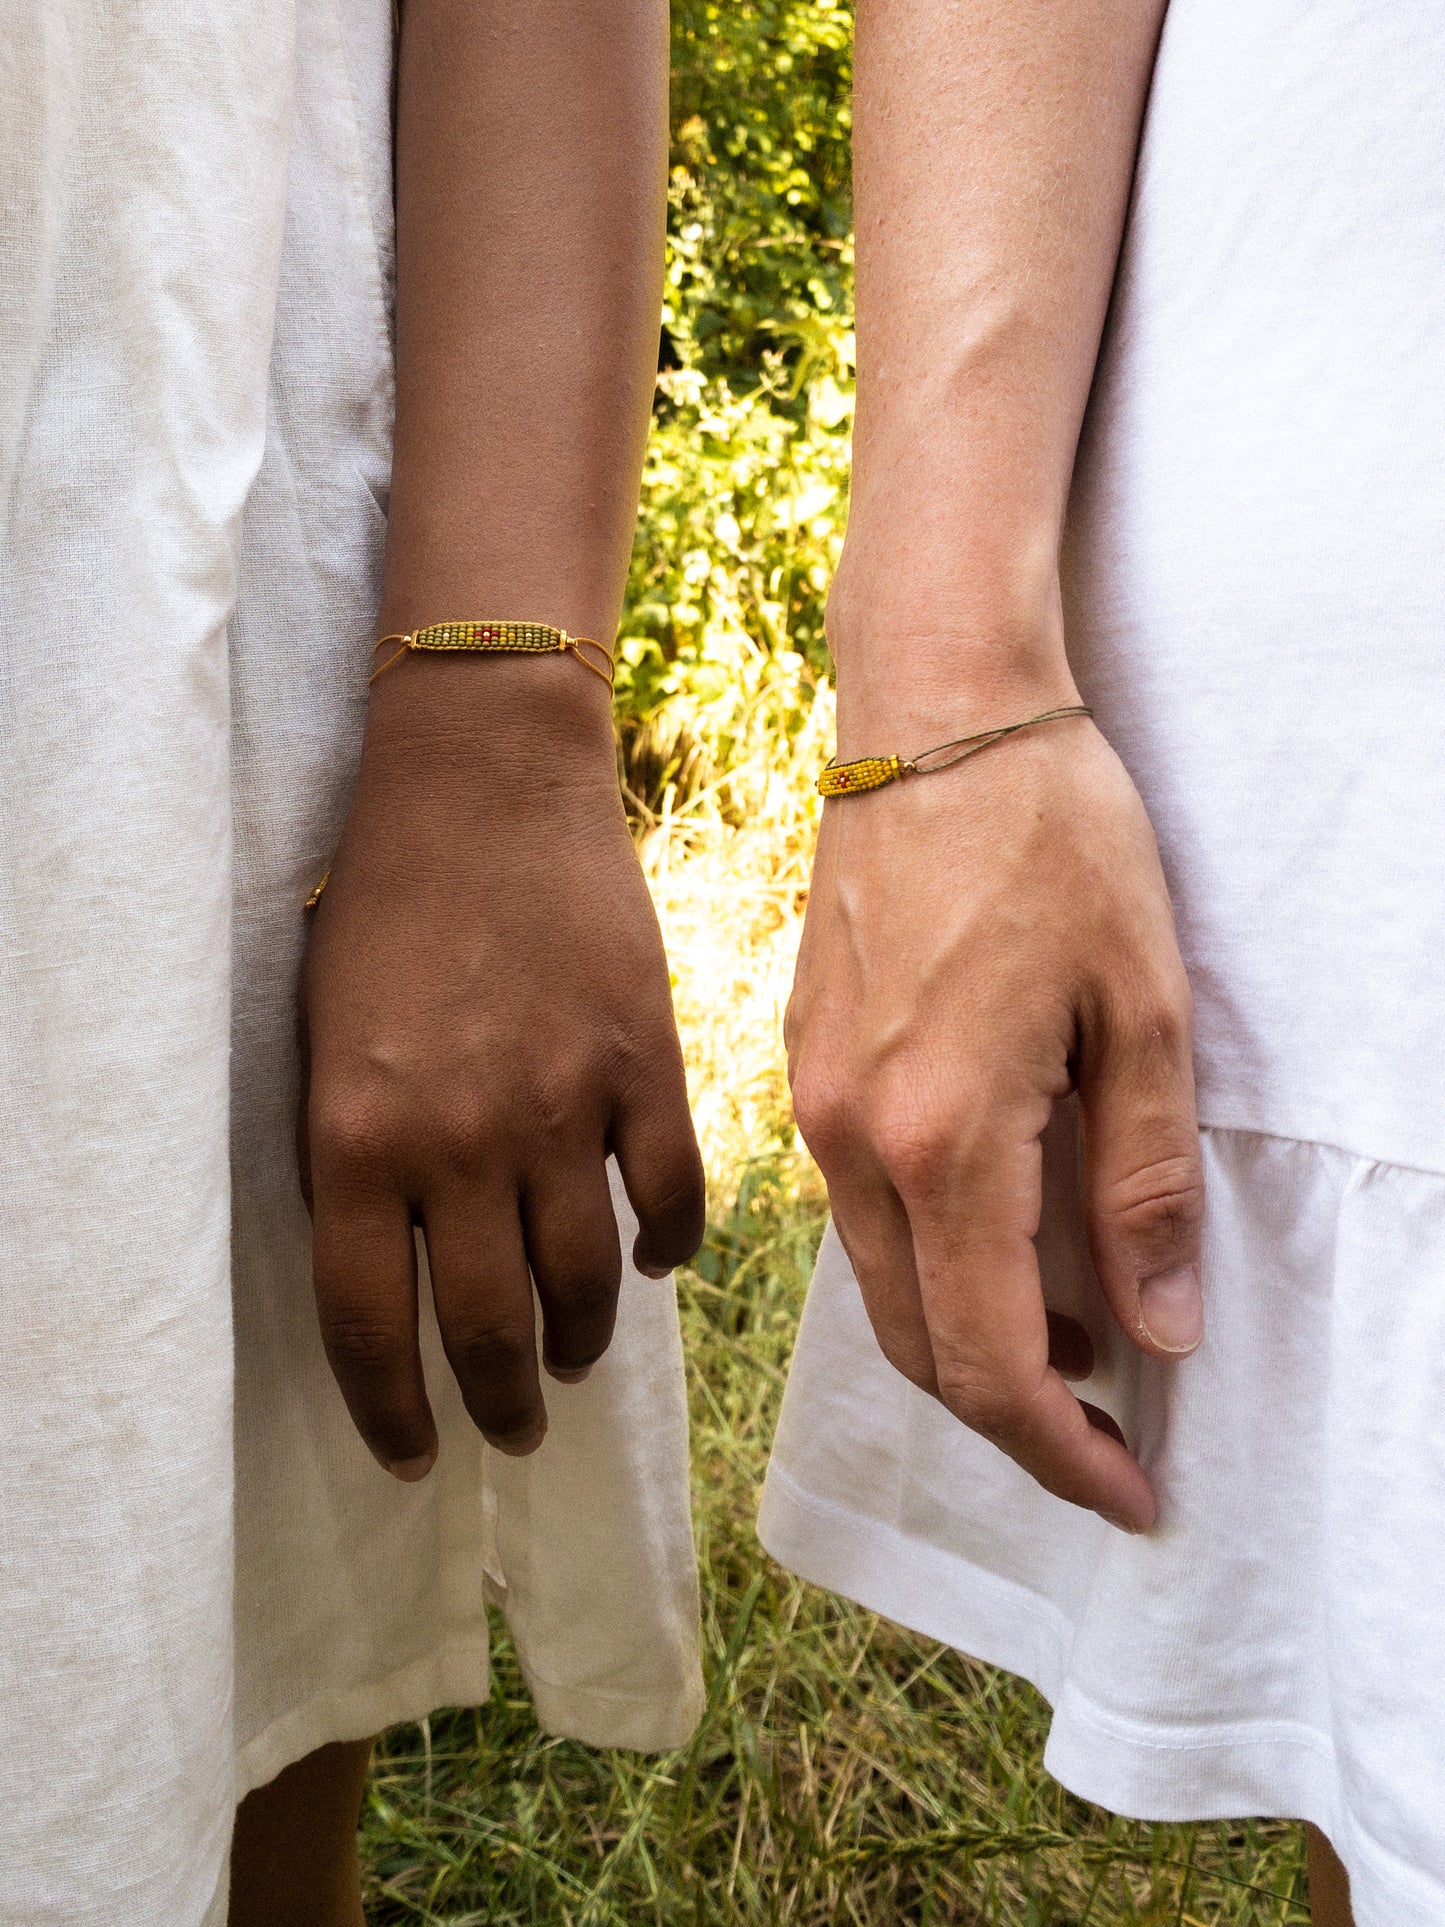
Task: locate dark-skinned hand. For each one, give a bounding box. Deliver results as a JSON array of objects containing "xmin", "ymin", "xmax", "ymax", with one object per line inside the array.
[{"xmin": 300, "ymin": 654, "xmax": 704, "ymax": 1479}]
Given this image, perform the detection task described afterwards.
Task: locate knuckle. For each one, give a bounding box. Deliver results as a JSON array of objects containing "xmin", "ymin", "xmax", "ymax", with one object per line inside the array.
[
  {"xmin": 445, "ymin": 1318, "xmax": 535, "ymax": 1383},
  {"xmin": 320, "ymin": 1315, "xmax": 406, "ymax": 1368},
  {"xmin": 602, "ymin": 1026, "xmax": 658, "ymax": 1099},
  {"xmin": 1105, "ymin": 1153, "xmax": 1206, "ymax": 1248},
  {"xmin": 935, "ymin": 1364, "xmax": 1031, "ymax": 1443},
  {"xmin": 525, "ymin": 1080, "xmax": 583, "ymax": 1146},
  {"xmin": 789, "ymin": 1062, "xmax": 851, "ymax": 1159},
  {"xmin": 311, "ymin": 1095, "xmax": 402, "ymax": 1179},
  {"xmin": 311, "ymin": 1077, "xmax": 504, "ymax": 1188},
  {"xmin": 1123, "ymin": 986, "xmax": 1193, "ymax": 1059},
  {"xmin": 873, "ymin": 1104, "xmax": 954, "ymax": 1197},
  {"xmin": 426, "ymin": 1103, "xmax": 500, "ymax": 1180}
]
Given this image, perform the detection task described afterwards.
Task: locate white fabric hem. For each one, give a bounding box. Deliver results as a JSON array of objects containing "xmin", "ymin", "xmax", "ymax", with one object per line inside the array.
[
  {"xmin": 525, "ymin": 1671, "xmax": 707, "ymax": 1755},
  {"xmin": 235, "ymin": 1643, "xmax": 703, "ymax": 1803},
  {"xmin": 235, "ymin": 1644, "xmax": 494, "ymax": 1799},
  {"xmin": 759, "ymin": 1462, "xmax": 1073, "ymax": 1708},
  {"xmin": 756, "ymin": 1465, "xmax": 1433, "ymax": 1927}
]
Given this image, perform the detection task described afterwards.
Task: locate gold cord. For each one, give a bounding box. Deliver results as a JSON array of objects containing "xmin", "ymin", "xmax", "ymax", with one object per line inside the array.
[
  {"xmin": 369, "ymin": 619, "xmax": 615, "ymax": 688},
  {"xmin": 818, "ymin": 705, "xmax": 1093, "ymax": 798}
]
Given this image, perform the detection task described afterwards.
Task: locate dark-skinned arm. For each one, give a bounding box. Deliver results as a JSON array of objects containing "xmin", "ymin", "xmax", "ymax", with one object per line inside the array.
[{"xmin": 301, "ymin": 0, "xmax": 704, "ymax": 1480}]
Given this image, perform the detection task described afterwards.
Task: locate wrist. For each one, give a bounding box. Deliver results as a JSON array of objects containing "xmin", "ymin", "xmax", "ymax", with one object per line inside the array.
[
  {"xmin": 826, "ymin": 565, "xmax": 1079, "ymax": 758},
  {"xmin": 361, "ymin": 648, "xmax": 618, "ymax": 789}
]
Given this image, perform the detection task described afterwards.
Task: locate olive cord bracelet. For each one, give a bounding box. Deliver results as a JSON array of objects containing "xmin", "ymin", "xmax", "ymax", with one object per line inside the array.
[
  {"xmin": 370, "ymin": 619, "xmax": 615, "ymax": 688},
  {"xmin": 817, "ymin": 704, "xmax": 1093, "ymax": 798},
  {"xmin": 303, "ymin": 617, "xmax": 617, "ymax": 910}
]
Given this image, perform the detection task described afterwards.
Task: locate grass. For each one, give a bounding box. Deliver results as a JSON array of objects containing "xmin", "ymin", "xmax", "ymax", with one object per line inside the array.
[{"xmin": 358, "ymin": 794, "xmax": 1313, "ymax": 1926}]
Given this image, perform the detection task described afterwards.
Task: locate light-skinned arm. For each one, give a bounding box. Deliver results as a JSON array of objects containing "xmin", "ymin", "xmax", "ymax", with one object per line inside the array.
[
  {"xmin": 300, "ymin": 0, "xmax": 704, "ymax": 1479},
  {"xmin": 787, "ymin": 0, "xmax": 1201, "ymax": 1532}
]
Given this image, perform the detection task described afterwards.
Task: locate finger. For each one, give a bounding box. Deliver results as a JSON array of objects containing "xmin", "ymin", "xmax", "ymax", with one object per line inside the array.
[
  {"xmin": 522, "ymin": 1153, "xmax": 623, "ymax": 1382},
  {"xmin": 827, "ymin": 1167, "xmax": 939, "ymax": 1396},
  {"xmin": 1081, "ymin": 1401, "xmax": 1127, "ymax": 1448},
  {"xmin": 890, "ymin": 1117, "xmax": 1156, "ymax": 1531},
  {"xmin": 1046, "ymin": 1311, "xmax": 1095, "ymax": 1381},
  {"xmin": 610, "ymin": 1052, "xmax": 706, "ymax": 1279},
  {"xmin": 311, "ymin": 1186, "xmax": 438, "ymax": 1481},
  {"xmin": 791, "ymin": 1054, "xmax": 938, "ymax": 1392},
  {"xmin": 924, "ymin": 1242, "xmax": 1156, "ymax": 1530},
  {"xmin": 423, "ymin": 1185, "xmax": 546, "ymax": 1455},
  {"xmin": 1079, "ymin": 977, "xmax": 1205, "ymax": 1360},
  {"xmin": 996, "ymin": 1366, "xmax": 1155, "ymax": 1533}
]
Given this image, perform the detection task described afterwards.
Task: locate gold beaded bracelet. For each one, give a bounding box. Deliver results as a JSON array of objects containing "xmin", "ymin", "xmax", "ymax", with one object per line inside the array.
[
  {"xmin": 304, "ymin": 618, "xmax": 617, "ymax": 910},
  {"xmin": 370, "ymin": 618, "xmax": 615, "ymax": 688},
  {"xmin": 818, "ymin": 704, "xmax": 1092, "ymax": 797}
]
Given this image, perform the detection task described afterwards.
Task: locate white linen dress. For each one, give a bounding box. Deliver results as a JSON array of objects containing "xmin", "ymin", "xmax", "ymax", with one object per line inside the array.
[
  {"xmin": 0, "ymin": 3, "xmax": 702, "ymax": 1922},
  {"xmin": 761, "ymin": 4, "xmax": 1445, "ymax": 1922}
]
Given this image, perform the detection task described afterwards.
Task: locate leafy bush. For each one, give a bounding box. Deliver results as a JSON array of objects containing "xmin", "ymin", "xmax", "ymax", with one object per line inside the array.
[
  {"xmin": 617, "ymin": 0, "xmax": 856, "ymax": 820},
  {"xmin": 667, "ymin": 0, "xmax": 852, "ymax": 383}
]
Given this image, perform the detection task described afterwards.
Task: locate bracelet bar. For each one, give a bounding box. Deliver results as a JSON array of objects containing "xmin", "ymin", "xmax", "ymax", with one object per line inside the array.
[
  {"xmin": 369, "ymin": 619, "xmax": 616, "ymax": 688},
  {"xmin": 817, "ymin": 754, "xmax": 905, "ymax": 798},
  {"xmin": 405, "ymin": 620, "xmax": 568, "ymax": 654}
]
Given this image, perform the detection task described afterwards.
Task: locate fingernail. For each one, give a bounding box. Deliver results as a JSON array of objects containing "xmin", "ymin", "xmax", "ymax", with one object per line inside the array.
[
  {"xmin": 547, "ymin": 1363, "xmax": 592, "ymax": 1385},
  {"xmin": 386, "ymin": 1452, "xmax": 436, "ymax": 1483},
  {"xmin": 1101, "ymin": 1510, "xmax": 1148, "ymax": 1536},
  {"xmin": 1138, "ymin": 1264, "xmax": 1203, "ymax": 1354}
]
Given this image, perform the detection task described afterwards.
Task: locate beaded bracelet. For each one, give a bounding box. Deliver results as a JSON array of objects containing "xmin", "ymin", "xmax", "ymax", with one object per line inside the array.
[
  {"xmin": 818, "ymin": 705, "xmax": 1092, "ymax": 797},
  {"xmin": 370, "ymin": 619, "xmax": 614, "ymax": 688}
]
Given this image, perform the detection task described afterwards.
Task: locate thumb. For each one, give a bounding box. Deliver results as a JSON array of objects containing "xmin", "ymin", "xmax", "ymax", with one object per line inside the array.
[{"xmin": 1078, "ymin": 980, "xmax": 1205, "ymax": 1360}]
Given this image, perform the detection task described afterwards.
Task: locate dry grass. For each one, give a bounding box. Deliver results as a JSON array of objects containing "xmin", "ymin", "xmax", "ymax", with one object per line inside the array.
[
  {"xmin": 633, "ymin": 652, "xmax": 830, "ymax": 1202},
  {"xmin": 359, "ymin": 716, "xmax": 1311, "ymax": 1925}
]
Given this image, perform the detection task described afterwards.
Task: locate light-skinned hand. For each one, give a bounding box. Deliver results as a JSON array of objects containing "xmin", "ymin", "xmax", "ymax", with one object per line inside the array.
[{"xmin": 786, "ymin": 692, "xmax": 1203, "ymax": 1533}]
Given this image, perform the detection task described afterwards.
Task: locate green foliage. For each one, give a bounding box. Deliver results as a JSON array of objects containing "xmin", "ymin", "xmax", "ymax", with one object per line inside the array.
[
  {"xmin": 667, "ymin": 0, "xmax": 853, "ymax": 382},
  {"xmin": 619, "ymin": 346, "xmax": 849, "ymax": 816},
  {"xmin": 615, "ymin": 0, "xmax": 856, "ymax": 818}
]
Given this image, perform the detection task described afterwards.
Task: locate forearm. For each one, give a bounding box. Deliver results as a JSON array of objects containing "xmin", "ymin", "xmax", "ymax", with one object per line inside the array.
[
  {"xmin": 791, "ymin": 2, "xmax": 1200, "ymax": 1536},
  {"xmin": 380, "ymin": 0, "xmax": 668, "ymax": 646},
  {"xmin": 302, "ymin": 7, "xmax": 702, "ymax": 1475},
  {"xmin": 833, "ymin": 0, "xmax": 1165, "ymax": 714}
]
